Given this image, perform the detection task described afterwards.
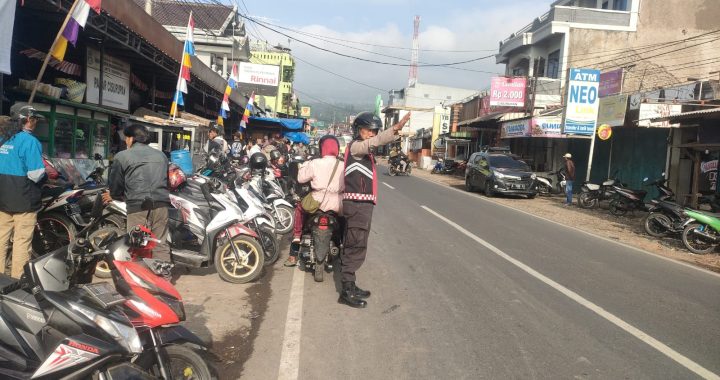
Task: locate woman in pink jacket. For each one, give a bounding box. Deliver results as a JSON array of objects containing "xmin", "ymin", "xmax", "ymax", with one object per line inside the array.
[{"xmin": 285, "ymin": 136, "xmax": 345, "ymax": 267}]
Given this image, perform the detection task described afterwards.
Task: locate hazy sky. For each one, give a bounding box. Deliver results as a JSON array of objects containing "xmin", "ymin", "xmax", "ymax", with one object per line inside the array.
[{"xmin": 235, "ymin": 0, "xmax": 552, "ymax": 105}]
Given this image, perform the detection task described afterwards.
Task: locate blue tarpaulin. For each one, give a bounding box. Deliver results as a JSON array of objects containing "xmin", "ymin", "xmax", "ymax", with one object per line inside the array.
[
  {"xmin": 249, "ymin": 116, "xmax": 304, "ymax": 130},
  {"xmin": 284, "ymin": 132, "xmax": 310, "ymax": 144}
]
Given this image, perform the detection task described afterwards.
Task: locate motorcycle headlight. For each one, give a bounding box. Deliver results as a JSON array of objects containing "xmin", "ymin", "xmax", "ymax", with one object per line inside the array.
[
  {"xmin": 494, "ymin": 171, "xmax": 505, "ymax": 179},
  {"xmin": 71, "ymin": 303, "xmax": 143, "ymax": 354},
  {"xmin": 531, "ymin": 173, "xmax": 537, "ymax": 180}
]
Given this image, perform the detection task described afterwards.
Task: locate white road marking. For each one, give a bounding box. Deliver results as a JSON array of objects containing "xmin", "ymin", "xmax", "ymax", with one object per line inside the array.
[
  {"xmin": 382, "ymin": 182, "xmax": 395, "ymax": 190},
  {"xmin": 277, "ymin": 266, "xmax": 305, "ymax": 380},
  {"xmin": 412, "ymin": 173, "xmax": 720, "ymax": 280},
  {"xmin": 422, "ymin": 205, "xmax": 720, "ymax": 380}
]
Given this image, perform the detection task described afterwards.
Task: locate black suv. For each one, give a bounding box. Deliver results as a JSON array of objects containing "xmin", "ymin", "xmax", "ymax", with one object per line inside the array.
[{"xmin": 464, "ymin": 149, "xmax": 537, "ymax": 198}]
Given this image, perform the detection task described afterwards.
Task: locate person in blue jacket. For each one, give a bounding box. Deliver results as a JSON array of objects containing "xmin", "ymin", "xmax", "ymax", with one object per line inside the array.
[{"xmin": 0, "ymin": 105, "xmax": 46, "ymax": 278}]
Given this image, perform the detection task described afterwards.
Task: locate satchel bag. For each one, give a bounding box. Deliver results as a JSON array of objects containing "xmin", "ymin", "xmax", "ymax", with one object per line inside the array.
[{"xmin": 301, "ymin": 159, "xmax": 340, "ymax": 214}]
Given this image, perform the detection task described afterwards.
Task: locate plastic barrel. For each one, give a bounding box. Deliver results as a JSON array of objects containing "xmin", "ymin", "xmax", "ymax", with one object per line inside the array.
[{"xmin": 170, "ymin": 150, "xmax": 193, "ymax": 174}]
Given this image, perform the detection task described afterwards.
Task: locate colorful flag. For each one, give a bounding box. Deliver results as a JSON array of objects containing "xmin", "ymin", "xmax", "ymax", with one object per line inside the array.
[
  {"xmin": 217, "ymin": 63, "xmax": 238, "ymax": 127},
  {"xmin": 239, "ymin": 91, "xmax": 254, "ymax": 130},
  {"xmin": 171, "ymin": 13, "xmax": 195, "ymax": 120},
  {"xmin": 51, "ymin": 0, "xmax": 102, "ymax": 61}
]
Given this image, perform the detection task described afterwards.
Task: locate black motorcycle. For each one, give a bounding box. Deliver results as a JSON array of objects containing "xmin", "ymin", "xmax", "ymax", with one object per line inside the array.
[
  {"xmin": 388, "ymin": 155, "xmax": 411, "ymax": 176},
  {"xmin": 0, "ymin": 221, "xmax": 150, "ymax": 378},
  {"xmin": 645, "ymin": 195, "xmax": 719, "ymax": 237},
  {"xmin": 578, "ymin": 175, "xmax": 622, "ymax": 209},
  {"xmin": 609, "ymin": 174, "xmax": 674, "ymax": 217},
  {"xmin": 295, "ymin": 211, "xmax": 343, "ymax": 282}
]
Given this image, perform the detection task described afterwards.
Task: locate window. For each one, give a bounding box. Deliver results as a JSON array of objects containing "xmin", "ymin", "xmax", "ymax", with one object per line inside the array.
[
  {"xmin": 93, "ymin": 123, "xmax": 109, "ymax": 157},
  {"xmin": 613, "ymin": 0, "xmax": 628, "ymax": 10},
  {"xmin": 54, "ymin": 118, "xmax": 74, "ymax": 158},
  {"xmin": 547, "ymin": 50, "xmax": 560, "ymax": 79},
  {"xmin": 75, "ymin": 120, "xmax": 92, "ymax": 159},
  {"xmin": 602, "ymin": 1, "xmax": 609, "ymax": 9},
  {"xmin": 512, "ymin": 66, "xmax": 525, "ymax": 76},
  {"xmin": 534, "ymin": 57, "xmax": 546, "ymax": 77}
]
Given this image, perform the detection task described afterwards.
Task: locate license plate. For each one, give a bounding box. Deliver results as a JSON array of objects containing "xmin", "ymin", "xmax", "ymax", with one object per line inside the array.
[
  {"xmin": 511, "ymin": 184, "xmax": 525, "ymax": 190},
  {"xmin": 66, "ymin": 203, "xmax": 81, "ymax": 215}
]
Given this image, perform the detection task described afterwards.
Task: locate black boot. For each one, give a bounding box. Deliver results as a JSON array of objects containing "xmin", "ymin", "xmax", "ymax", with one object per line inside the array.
[
  {"xmin": 339, "ymin": 281, "xmax": 367, "ymax": 308},
  {"xmin": 353, "ymin": 283, "xmax": 371, "ymax": 299}
]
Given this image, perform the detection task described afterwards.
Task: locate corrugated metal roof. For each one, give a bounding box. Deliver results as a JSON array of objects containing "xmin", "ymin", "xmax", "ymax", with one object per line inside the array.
[{"xmin": 133, "ymin": 0, "xmax": 234, "ymax": 31}]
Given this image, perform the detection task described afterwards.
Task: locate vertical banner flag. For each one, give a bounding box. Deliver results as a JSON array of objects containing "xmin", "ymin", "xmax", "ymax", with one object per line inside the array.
[
  {"xmin": 171, "ymin": 13, "xmax": 195, "ymax": 119},
  {"xmin": 563, "ymin": 68, "xmax": 601, "ymax": 135},
  {"xmin": 239, "ymin": 91, "xmax": 255, "ymax": 130},
  {"xmin": 217, "ymin": 63, "xmax": 238, "ymax": 126},
  {"xmin": 51, "ymin": 0, "xmax": 102, "ymax": 61}
]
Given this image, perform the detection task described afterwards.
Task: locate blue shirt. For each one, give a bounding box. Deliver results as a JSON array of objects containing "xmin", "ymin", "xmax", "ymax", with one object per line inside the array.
[{"xmin": 0, "ymin": 130, "xmax": 45, "ymax": 212}]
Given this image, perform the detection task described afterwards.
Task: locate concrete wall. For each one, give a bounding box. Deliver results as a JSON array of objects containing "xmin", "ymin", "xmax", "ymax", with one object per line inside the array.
[{"xmin": 567, "ymin": 0, "xmax": 720, "ymax": 94}]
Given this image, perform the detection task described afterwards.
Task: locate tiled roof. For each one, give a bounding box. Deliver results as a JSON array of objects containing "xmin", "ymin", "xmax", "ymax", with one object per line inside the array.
[{"xmin": 133, "ymin": 0, "xmax": 234, "ymax": 30}]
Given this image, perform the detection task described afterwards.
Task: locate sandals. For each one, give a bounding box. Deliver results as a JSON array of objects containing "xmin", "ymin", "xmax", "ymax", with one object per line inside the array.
[{"xmin": 284, "ymin": 257, "xmax": 297, "ymax": 267}]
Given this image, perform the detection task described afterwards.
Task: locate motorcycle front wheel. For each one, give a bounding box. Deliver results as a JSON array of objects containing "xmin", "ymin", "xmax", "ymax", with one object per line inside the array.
[
  {"xmin": 388, "ymin": 166, "xmax": 397, "ymax": 176},
  {"xmin": 215, "ymin": 236, "xmax": 264, "ymax": 283},
  {"xmin": 608, "ymin": 199, "xmax": 628, "ymax": 216},
  {"xmin": 644, "ymin": 212, "xmax": 671, "ymax": 238},
  {"xmin": 406, "ymin": 165, "xmax": 412, "ymax": 175},
  {"xmin": 578, "ymin": 192, "xmax": 598, "ymax": 209},
  {"xmin": 682, "ymin": 223, "xmax": 717, "ymax": 254},
  {"xmin": 161, "ymin": 345, "xmax": 213, "ymax": 380},
  {"xmin": 272, "ymin": 205, "xmax": 294, "ymax": 235}
]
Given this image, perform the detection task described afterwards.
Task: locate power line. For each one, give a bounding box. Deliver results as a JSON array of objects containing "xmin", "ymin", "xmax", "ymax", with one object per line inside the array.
[{"xmin": 239, "ymin": 14, "xmax": 496, "ymax": 68}]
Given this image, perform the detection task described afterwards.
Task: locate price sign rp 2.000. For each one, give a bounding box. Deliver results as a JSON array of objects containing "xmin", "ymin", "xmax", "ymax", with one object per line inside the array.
[{"xmin": 563, "ymin": 68, "xmax": 601, "ymax": 136}]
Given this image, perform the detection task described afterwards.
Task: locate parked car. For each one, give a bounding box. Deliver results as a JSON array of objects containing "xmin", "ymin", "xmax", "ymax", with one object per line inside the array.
[{"xmin": 464, "ymin": 150, "xmax": 537, "ymax": 198}]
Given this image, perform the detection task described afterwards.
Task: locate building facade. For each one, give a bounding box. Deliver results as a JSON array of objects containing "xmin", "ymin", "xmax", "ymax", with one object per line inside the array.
[{"xmin": 250, "ymin": 41, "xmax": 298, "ymax": 117}]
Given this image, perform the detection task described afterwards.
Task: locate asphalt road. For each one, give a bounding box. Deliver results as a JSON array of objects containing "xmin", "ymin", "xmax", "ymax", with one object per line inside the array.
[{"xmin": 234, "ymin": 167, "xmax": 720, "ymax": 380}]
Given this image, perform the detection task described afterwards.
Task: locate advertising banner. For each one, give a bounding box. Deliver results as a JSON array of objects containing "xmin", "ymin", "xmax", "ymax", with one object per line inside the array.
[
  {"xmin": 597, "ymin": 94, "xmax": 628, "ymax": 127},
  {"xmin": 638, "ymin": 103, "xmax": 682, "ymax": 128},
  {"xmin": 599, "ymin": 68, "xmax": 623, "ymax": 97},
  {"xmin": 490, "ymin": 77, "xmax": 527, "ymax": 107},
  {"xmin": 86, "ymin": 47, "xmax": 130, "ymax": 111},
  {"xmin": 300, "ymin": 106, "xmax": 311, "ymax": 117},
  {"xmin": 500, "ymin": 119, "xmax": 531, "ymax": 139},
  {"xmin": 531, "ymin": 116, "xmax": 564, "ymax": 138},
  {"xmin": 563, "ymin": 68, "xmax": 601, "ymax": 135},
  {"xmin": 237, "ymin": 62, "xmax": 280, "ymax": 96}
]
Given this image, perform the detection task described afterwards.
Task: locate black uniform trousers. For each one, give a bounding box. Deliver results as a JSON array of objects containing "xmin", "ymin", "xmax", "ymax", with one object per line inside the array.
[{"xmin": 341, "ymin": 200, "xmax": 374, "ymax": 282}]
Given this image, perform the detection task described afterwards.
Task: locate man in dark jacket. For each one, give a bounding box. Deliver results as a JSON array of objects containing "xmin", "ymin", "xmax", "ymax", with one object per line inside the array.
[
  {"xmin": 340, "ymin": 111, "xmax": 410, "ymax": 308},
  {"xmin": 563, "ymin": 153, "xmax": 576, "ymax": 206},
  {"xmin": 105, "ymin": 124, "xmax": 172, "ymax": 261},
  {"xmin": 0, "ymin": 106, "xmax": 46, "ymax": 277}
]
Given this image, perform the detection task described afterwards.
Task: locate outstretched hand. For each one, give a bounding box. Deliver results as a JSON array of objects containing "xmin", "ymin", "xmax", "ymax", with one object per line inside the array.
[{"xmin": 393, "ymin": 112, "xmax": 411, "ymax": 132}]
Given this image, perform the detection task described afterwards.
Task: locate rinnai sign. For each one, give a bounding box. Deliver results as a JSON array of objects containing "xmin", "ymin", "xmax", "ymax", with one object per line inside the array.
[
  {"xmin": 563, "ymin": 68, "xmax": 601, "ymax": 136},
  {"xmin": 237, "ymin": 62, "xmax": 280, "ymax": 96},
  {"xmin": 490, "ymin": 77, "xmax": 527, "ymax": 107},
  {"xmin": 86, "ymin": 48, "xmax": 130, "ymax": 111}
]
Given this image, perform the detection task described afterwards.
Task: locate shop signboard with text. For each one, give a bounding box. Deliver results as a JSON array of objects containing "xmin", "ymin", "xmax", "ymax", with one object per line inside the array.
[
  {"xmin": 599, "ymin": 68, "xmax": 623, "ymax": 97},
  {"xmin": 237, "ymin": 62, "xmax": 280, "ymax": 96},
  {"xmin": 490, "ymin": 77, "xmax": 527, "ymax": 107},
  {"xmin": 638, "ymin": 103, "xmax": 682, "ymax": 128},
  {"xmin": 563, "ymin": 68, "xmax": 601, "ymax": 135},
  {"xmin": 86, "ymin": 47, "xmax": 130, "ymax": 111},
  {"xmin": 597, "ymin": 94, "xmax": 628, "ymax": 127},
  {"xmin": 500, "ymin": 119, "xmax": 530, "ymax": 139},
  {"xmin": 531, "ymin": 116, "xmax": 564, "ymax": 138}
]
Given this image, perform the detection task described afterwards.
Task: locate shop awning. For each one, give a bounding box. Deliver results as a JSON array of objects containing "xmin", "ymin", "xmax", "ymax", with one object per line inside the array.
[
  {"xmin": 249, "ymin": 116, "xmax": 304, "ymax": 130},
  {"xmin": 457, "ymin": 112, "xmax": 505, "ymax": 127},
  {"xmin": 650, "ymin": 107, "xmax": 720, "ymax": 122},
  {"xmin": 284, "ymin": 132, "xmax": 310, "ymax": 144}
]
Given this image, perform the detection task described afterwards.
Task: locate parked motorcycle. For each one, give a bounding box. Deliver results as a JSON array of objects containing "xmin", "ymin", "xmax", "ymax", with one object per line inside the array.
[
  {"xmin": 248, "ymin": 168, "xmax": 294, "ymax": 235},
  {"xmin": 681, "ymin": 209, "xmax": 720, "ymax": 254},
  {"xmin": 578, "ymin": 177, "xmax": 620, "ymax": 209},
  {"xmin": 431, "ymin": 158, "xmax": 457, "ymax": 175},
  {"xmin": 535, "ymin": 170, "xmax": 566, "ymax": 195},
  {"xmin": 609, "ymin": 174, "xmax": 674, "ymax": 217}
]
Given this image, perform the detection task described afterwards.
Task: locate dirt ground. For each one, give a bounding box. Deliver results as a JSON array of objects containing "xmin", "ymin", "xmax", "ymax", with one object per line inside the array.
[{"xmin": 389, "ymin": 160, "xmax": 720, "ymax": 273}]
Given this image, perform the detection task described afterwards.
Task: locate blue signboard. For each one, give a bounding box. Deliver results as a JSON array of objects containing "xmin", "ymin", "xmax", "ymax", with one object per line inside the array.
[{"xmin": 563, "ymin": 68, "xmax": 601, "ymax": 135}]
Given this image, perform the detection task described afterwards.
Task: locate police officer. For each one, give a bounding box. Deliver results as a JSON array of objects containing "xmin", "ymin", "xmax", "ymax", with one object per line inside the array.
[{"xmin": 340, "ymin": 111, "xmax": 411, "ymax": 308}]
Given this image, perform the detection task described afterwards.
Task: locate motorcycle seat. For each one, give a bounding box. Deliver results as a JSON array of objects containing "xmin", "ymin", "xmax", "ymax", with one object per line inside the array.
[
  {"xmin": 586, "ymin": 183, "xmax": 600, "ymax": 191},
  {"xmin": 602, "ymin": 180, "xmax": 616, "ymax": 186}
]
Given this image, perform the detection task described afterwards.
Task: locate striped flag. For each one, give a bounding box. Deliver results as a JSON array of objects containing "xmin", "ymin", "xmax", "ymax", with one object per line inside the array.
[
  {"xmin": 171, "ymin": 13, "xmax": 195, "ymax": 119},
  {"xmin": 239, "ymin": 91, "xmax": 254, "ymax": 130},
  {"xmin": 217, "ymin": 63, "xmax": 238, "ymax": 127},
  {"xmin": 51, "ymin": 0, "xmax": 102, "ymax": 61}
]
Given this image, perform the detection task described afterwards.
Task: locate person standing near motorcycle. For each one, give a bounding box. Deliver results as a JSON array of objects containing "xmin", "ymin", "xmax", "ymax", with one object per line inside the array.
[
  {"xmin": 563, "ymin": 153, "xmax": 576, "ymax": 206},
  {"xmin": 285, "ymin": 135, "xmax": 345, "ymax": 267},
  {"xmin": 0, "ymin": 107, "xmax": 46, "ymax": 278},
  {"xmin": 205, "ymin": 124, "xmax": 228, "ymax": 156},
  {"xmin": 340, "ymin": 111, "xmax": 411, "ymax": 308},
  {"xmin": 104, "ymin": 124, "xmax": 172, "ymax": 262}
]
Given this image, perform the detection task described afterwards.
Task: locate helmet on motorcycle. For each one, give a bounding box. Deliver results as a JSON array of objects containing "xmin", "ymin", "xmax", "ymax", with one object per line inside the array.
[
  {"xmin": 306, "ymin": 145, "xmax": 319, "ymax": 159},
  {"xmin": 318, "ymin": 135, "xmax": 340, "ymax": 157},
  {"xmin": 269, "ymin": 149, "xmax": 282, "ymax": 161},
  {"xmin": 352, "ymin": 112, "xmax": 383, "ymax": 139},
  {"xmin": 167, "ymin": 164, "xmax": 187, "ymax": 191},
  {"xmin": 249, "ymin": 152, "xmax": 268, "ymax": 170},
  {"xmin": 240, "ymin": 155, "xmax": 249, "ymax": 165}
]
